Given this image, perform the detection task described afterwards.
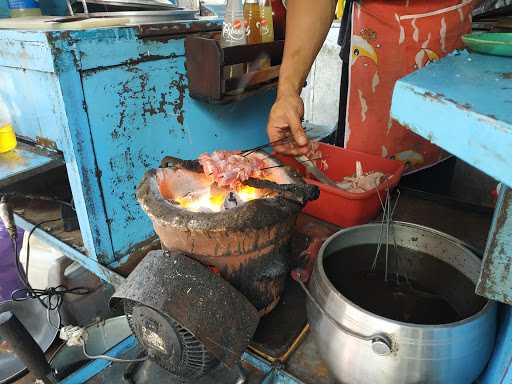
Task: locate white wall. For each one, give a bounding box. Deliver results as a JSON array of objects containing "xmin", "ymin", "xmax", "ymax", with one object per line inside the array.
[{"xmin": 301, "ymin": 23, "xmax": 342, "ymax": 135}]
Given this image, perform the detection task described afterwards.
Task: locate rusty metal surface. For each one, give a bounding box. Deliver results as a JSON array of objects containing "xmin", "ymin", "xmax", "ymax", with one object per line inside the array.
[
  {"xmin": 111, "ymin": 250, "xmax": 259, "ymax": 368},
  {"xmin": 286, "ymin": 332, "xmax": 336, "ymax": 384},
  {"xmin": 137, "ymin": 20, "xmax": 222, "ymax": 41},
  {"xmin": 0, "ymin": 21, "xmax": 276, "ymax": 284},
  {"xmin": 109, "ymin": 235, "xmax": 160, "ymax": 277},
  {"xmin": 477, "ymin": 186, "xmax": 512, "ymax": 304},
  {"xmin": 0, "ymin": 142, "xmax": 63, "ymax": 189},
  {"xmin": 391, "ymin": 51, "xmax": 512, "ymax": 187}
]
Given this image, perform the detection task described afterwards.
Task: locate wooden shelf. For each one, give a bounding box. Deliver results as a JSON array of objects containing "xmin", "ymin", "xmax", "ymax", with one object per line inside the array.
[{"xmin": 185, "ymin": 33, "xmax": 284, "ymax": 103}]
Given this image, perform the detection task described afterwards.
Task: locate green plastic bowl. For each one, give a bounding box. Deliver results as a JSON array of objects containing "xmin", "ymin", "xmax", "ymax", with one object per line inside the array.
[{"xmin": 462, "ymin": 33, "xmax": 512, "ymax": 57}]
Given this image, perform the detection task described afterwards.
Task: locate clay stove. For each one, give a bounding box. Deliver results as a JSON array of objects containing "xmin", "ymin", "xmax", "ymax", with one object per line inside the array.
[{"xmin": 136, "ymin": 152, "xmax": 319, "ymax": 314}]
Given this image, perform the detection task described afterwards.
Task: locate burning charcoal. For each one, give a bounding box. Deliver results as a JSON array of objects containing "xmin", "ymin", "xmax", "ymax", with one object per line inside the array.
[
  {"xmin": 223, "ymin": 192, "xmax": 242, "ymax": 210},
  {"xmin": 137, "ymin": 151, "xmax": 321, "ymax": 315},
  {"xmin": 153, "ymin": 151, "xmax": 317, "ymax": 212},
  {"xmin": 175, "ymin": 189, "xmax": 216, "ymax": 212}
]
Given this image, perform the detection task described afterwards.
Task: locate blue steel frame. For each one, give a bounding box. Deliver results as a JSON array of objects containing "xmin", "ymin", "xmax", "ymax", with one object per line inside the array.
[{"xmin": 0, "ymin": 21, "xmax": 275, "ymax": 285}]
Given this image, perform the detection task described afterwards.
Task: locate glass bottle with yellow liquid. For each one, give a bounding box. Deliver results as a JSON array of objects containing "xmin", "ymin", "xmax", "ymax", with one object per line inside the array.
[
  {"xmin": 244, "ymin": 0, "xmax": 262, "ymax": 45},
  {"xmin": 258, "ymin": 0, "xmax": 274, "ymax": 68},
  {"xmin": 259, "ymin": 0, "xmax": 275, "ymax": 43}
]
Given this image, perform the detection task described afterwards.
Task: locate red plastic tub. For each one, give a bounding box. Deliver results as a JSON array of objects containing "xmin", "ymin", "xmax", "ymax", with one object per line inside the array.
[{"xmin": 275, "ymin": 143, "xmax": 404, "ymax": 228}]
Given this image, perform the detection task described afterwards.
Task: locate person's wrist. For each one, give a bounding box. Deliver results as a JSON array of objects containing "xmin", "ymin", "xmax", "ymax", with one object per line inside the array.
[{"xmin": 277, "ymin": 79, "xmax": 302, "ymax": 99}]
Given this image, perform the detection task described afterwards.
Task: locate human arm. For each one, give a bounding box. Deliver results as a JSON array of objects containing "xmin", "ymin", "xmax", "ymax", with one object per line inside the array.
[{"xmin": 267, "ymin": 0, "xmax": 335, "ymax": 155}]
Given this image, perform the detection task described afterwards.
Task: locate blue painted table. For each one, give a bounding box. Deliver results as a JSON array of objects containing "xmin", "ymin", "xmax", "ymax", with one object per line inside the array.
[
  {"xmin": 391, "ymin": 50, "xmax": 512, "ymax": 384},
  {"xmin": 0, "ymin": 20, "xmax": 276, "ymax": 285}
]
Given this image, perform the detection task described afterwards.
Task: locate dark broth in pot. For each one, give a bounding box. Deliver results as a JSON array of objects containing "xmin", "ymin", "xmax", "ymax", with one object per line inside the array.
[{"xmin": 323, "ymin": 244, "xmax": 486, "ymax": 325}]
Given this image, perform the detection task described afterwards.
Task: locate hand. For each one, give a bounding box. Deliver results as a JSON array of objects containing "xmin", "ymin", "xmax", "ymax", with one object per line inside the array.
[{"xmin": 267, "ymin": 94, "xmax": 309, "ymax": 156}]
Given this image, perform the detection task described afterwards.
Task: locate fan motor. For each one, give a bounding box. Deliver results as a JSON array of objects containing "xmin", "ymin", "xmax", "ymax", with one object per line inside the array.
[{"xmin": 124, "ymin": 300, "xmax": 218, "ymax": 379}]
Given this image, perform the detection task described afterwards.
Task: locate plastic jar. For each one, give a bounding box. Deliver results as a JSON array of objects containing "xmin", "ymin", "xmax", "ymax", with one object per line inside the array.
[
  {"xmin": 0, "ymin": 102, "xmax": 16, "ymax": 153},
  {"xmin": 0, "ymin": 122, "xmax": 16, "ymax": 153}
]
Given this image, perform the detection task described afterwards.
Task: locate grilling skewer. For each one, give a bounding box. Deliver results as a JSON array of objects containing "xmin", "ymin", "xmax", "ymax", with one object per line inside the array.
[
  {"xmin": 240, "ymin": 134, "xmax": 322, "ymax": 162},
  {"xmin": 208, "ymin": 157, "xmax": 324, "ymax": 177},
  {"xmin": 295, "ymin": 155, "xmax": 339, "ymax": 188},
  {"xmin": 240, "ymin": 126, "xmax": 316, "ymax": 157},
  {"xmin": 241, "ymin": 127, "xmax": 315, "ymax": 156},
  {"xmin": 239, "ymin": 126, "xmax": 339, "ymax": 188},
  {"xmin": 260, "ymin": 157, "xmax": 325, "ymax": 171}
]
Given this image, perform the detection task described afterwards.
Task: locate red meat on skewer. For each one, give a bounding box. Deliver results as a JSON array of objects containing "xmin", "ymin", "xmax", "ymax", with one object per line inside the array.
[{"xmin": 198, "ymin": 150, "xmax": 267, "ymax": 188}]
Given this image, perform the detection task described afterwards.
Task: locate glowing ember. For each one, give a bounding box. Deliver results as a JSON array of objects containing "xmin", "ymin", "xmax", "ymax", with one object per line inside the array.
[
  {"xmin": 237, "ymin": 186, "xmax": 258, "ymax": 201},
  {"xmin": 157, "ymin": 151, "xmax": 292, "ymax": 213},
  {"xmin": 175, "ymin": 184, "xmax": 270, "ymax": 213}
]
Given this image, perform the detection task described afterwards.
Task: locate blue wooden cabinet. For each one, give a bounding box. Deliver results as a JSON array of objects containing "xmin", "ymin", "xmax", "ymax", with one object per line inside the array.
[{"xmin": 0, "ymin": 21, "xmax": 275, "ymax": 282}]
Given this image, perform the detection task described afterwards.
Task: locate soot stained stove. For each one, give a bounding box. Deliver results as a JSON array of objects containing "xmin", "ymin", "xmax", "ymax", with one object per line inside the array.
[{"xmin": 113, "ymin": 151, "xmax": 319, "ymax": 383}]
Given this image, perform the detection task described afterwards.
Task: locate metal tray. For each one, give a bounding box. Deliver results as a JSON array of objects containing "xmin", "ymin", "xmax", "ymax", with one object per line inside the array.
[{"xmin": 81, "ymin": 10, "xmax": 198, "ymax": 23}]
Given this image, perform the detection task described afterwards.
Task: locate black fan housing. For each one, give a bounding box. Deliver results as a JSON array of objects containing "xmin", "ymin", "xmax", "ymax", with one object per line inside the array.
[{"xmin": 125, "ymin": 300, "xmax": 217, "ymax": 379}]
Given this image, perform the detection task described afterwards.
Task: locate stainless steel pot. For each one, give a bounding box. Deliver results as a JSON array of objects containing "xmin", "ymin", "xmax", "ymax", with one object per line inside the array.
[{"xmin": 306, "ymin": 222, "xmax": 497, "ymax": 384}]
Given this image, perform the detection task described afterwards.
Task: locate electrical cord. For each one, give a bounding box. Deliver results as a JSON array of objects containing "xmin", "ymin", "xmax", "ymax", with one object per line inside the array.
[
  {"xmin": 11, "ymin": 286, "xmax": 90, "ymax": 330},
  {"xmin": 1, "ymin": 195, "xmax": 90, "ymax": 330},
  {"xmin": 2, "ymin": 195, "xmax": 145, "ymax": 365},
  {"xmin": 1, "ymin": 192, "xmax": 76, "ymax": 210},
  {"xmin": 82, "ymin": 343, "xmax": 148, "ymax": 364},
  {"xmin": 12, "ymin": 218, "xmax": 92, "ymax": 330},
  {"xmin": 59, "ymin": 326, "xmax": 148, "ymax": 364}
]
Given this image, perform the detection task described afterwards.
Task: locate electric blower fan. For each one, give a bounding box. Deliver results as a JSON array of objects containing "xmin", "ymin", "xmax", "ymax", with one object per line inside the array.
[{"xmin": 112, "ymin": 250, "xmax": 260, "ymax": 382}]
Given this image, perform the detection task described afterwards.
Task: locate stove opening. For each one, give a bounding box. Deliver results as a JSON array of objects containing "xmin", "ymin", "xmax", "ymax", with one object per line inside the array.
[{"xmin": 155, "ymin": 152, "xmax": 296, "ymax": 213}]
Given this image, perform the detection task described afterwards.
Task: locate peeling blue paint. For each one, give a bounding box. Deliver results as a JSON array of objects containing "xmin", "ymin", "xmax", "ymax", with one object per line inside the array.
[
  {"xmin": 477, "ymin": 186, "xmax": 512, "ymax": 304},
  {"xmin": 391, "ymin": 51, "xmax": 512, "ymax": 187},
  {"xmin": 392, "ymin": 50, "xmax": 512, "ymax": 384},
  {"xmin": 0, "ymin": 23, "xmax": 273, "ymax": 272}
]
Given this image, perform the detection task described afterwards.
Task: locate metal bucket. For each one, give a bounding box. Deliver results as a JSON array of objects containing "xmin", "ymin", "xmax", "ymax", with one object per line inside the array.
[{"xmin": 306, "ymin": 222, "xmax": 497, "ymax": 384}]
